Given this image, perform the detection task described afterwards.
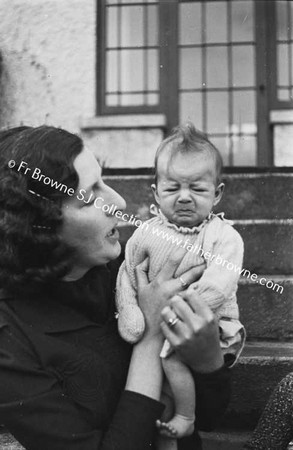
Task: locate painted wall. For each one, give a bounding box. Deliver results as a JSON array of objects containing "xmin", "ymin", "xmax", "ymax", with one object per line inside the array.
[{"xmin": 0, "ymin": 0, "xmax": 96, "ymax": 133}]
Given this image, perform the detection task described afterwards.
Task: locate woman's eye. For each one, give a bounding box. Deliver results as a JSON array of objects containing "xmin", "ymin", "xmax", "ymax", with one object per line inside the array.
[
  {"xmin": 84, "ymin": 192, "xmax": 97, "ymax": 206},
  {"xmin": 87, "ymin": 198, "xmax": 96, "ymax": 205}
]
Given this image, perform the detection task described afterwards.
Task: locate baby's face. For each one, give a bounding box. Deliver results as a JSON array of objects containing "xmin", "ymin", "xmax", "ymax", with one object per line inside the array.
[{"xmin": 152, "ymin": 152, "xmax": 224, "ymax": 227}]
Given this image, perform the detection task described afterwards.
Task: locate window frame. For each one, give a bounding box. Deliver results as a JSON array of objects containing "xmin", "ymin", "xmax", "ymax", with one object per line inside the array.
[
  {"xmin": 97, "ymin": 0, "xmax": 289, "ymax": 167},
  {"xmin": 96, "ymin": 0, "xmax": 162, "ymax": 115},
  {"xmin": 267, "ymin": 0, "xmax": 293, "ymax": 110}
]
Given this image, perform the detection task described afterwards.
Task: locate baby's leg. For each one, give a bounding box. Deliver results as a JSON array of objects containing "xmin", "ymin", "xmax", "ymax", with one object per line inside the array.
[{"xmin": 157, "ymin": 352, "xmax": 195, "ymax": 438}]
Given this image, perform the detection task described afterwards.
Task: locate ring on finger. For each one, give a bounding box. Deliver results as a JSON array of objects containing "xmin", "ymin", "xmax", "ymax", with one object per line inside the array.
[
  {"xmin": 179, "ymin": 276, "xmax": 188, "ymax": 288},
  {"xmin": 168, "ymin": 316, "xmax": 179, "ymax": 328}
]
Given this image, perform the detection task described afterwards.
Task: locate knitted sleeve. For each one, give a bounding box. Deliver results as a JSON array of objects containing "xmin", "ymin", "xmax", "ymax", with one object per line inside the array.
[
  {"xmin": 115, "ymin": 226, "xmax": 148, "ymax": 344},
  {"xmin": 191, "ymin": 221, "xmax": 244, "ymax": 314}
]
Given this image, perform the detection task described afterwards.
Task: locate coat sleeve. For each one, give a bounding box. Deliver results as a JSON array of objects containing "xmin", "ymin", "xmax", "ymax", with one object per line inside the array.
[
  {"xmin": 0, "ymin": 312, "xmax": 164, "ymax": 450},
  {"xmin": 194, "ymin": 357, "xmax": 232, "ymax": 431}
]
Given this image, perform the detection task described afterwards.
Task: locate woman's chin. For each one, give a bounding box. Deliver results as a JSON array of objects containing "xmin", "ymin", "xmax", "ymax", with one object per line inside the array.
[{"xmin": 106, "ymin": 240, "xmax": 122, "ymax": 262}]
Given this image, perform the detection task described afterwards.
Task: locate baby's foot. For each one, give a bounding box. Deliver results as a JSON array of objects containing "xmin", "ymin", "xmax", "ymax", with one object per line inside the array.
[{"xmin": 156, "ymin": 414, "xmax": 195, "ymax": 439}]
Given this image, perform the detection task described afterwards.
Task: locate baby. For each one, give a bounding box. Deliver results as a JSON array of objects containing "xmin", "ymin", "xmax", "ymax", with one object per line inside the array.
[{"xmin": 116, "ymin": 123, "xmax": 245, "ymax": 443}]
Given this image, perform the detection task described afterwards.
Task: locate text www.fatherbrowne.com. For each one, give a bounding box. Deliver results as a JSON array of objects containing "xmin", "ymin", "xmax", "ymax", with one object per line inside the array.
[{"xmin": 148, "ymin": 226, "xmax": 284, "ymax": 294}]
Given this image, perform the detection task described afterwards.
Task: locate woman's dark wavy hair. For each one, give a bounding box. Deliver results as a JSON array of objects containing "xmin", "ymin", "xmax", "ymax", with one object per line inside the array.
[{"xmin": 0, "ymin": 125, "xmax": 83, "ymax": 294}]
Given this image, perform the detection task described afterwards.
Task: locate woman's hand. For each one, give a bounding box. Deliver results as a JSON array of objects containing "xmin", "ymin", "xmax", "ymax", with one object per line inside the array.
[
  {"xmin": 136, "ymin": 247, "xmax": 205, "ymax": 341},
  {"xmin": 161, "ymin": 289, "xmax": 224, "ymax": 373},
  {"xmin": 126, "ymin": 249, "xmax": 204, "ymax": 400}
]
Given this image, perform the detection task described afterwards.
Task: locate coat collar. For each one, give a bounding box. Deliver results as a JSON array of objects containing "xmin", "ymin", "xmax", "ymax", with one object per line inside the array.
[{"xmin": 0, "ymin": 265, "xmax": 116, "ymax": 333}]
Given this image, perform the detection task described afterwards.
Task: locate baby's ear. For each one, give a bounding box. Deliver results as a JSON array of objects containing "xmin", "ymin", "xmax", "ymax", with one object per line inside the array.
[
  {"xmin": 213, "ymin": 182, "xmax": 225, "ymax": 206},
  {"xmin": 151, "ymin": 183, "xmax": 160, "ymax": 205}
]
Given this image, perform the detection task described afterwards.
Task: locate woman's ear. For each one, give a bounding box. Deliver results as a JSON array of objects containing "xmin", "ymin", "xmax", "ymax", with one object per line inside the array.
[
  {"xmin": 151, "ymin": 183, "xmax": 160, "ymax": 205},
  {"xmin": 213, "ymin": 182, "xmax": 225, "ymax": 207}
]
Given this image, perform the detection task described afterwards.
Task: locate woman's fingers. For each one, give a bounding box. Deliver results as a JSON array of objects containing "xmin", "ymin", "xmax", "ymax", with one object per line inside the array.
[
  {"xmin": 182, "ymin": 288, "xmax": 214, "ymax": 321},
  {"xmin": 156, "ymin": 246, "xmax": 189, "ymax": 282},
  {"xmin": 169, "ymin": 263, "xmax": 206, "ymax": 293},
  {"xmin": 160, "ymin": 292, "xmax": 223, "ymax": 373},
  {"xmin": 135, "ymin": 257, "xmax": 150, "ymax": 291},
  {"xmin": 160, "ymin": 303, "xmax": 183, "ymax": 345},
  {"xmin": 160, "ymin": 321, "xmax": 181, "ymax": 347}
]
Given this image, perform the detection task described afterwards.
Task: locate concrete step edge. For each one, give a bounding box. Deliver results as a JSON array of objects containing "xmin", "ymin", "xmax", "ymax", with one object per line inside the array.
[
  {"xmin": 241, "ymin": 341, "xmax": 293, "ymax": 360},
  {"xmin": 239, "ymin": 274, "xmax": 293, "ymax": 284},
  {"xmin": 200, "ymin": 429, "xmax": 252, "ymax": 442},
  {"xmin": 117, "ymin": 219, "xmax": 293, "ymax": 228},
  {"xmin": 238, "ymin": 269, "xmax": 293, "ymax": 284},
  {"xmin": 104, "ymin": 173, "xmax": 293, "ymax": 181},
  {"xmin": 234, "ymin": 219, "xmax": 293, "ymax": 225}
]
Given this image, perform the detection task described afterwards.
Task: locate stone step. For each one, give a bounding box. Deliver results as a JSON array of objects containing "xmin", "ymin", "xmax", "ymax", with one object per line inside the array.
[
  {"xmin": 238, "ymin": 276, "xmax": 293, "ymax": 341},
  {"xmin": 105, "ymin": 172, "xmax": 293, "ymax": 220},
  {"xmin": 201, "ymin": 430, "xmax": 293, "ymax": 450},
  {"xmin": 223, "ymin": 342, "xmax": 293, "ymax": 428},
  {"xmin": 235, "ymin": 221, "xmax": 293, "ymax": 275},
  {"xmin": 117, "ymin": 221, "xmax": 293, "ymax": 275},
  {"xmin": 200, "ymin": 430, "xmax": 252, "ymax": 450}
]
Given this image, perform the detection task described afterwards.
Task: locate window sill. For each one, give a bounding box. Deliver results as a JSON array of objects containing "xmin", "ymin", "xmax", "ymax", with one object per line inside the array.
[
  {"xmin": 80, "ymin": 114, "xmax": 167, "ymax": 130},
  {"xmin": 270, "ymin": 110, "xmax": 293, "ymax": 124}
]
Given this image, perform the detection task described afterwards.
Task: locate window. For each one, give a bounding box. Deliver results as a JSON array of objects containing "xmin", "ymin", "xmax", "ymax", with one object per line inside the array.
[
  {"xmin": 97, "ymin": 0, "xmax": 160, "ymax": 111},
  {"xmin": 270, "ymin": 0, "xmax": 293, "ymax": 107},
  {"xmin": 97, "ymin": 0, "xmax": 292, "ymax": 166}
]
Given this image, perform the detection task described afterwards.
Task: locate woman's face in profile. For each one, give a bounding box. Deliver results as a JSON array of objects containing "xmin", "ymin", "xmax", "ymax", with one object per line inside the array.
[{"xmin": 59, "ymin": 148, "xmax": 126, "ymax": 279}]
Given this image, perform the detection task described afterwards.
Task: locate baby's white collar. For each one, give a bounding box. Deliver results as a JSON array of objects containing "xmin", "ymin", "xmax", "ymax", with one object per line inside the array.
[{"xmin": 149, "ymin": 204, "xmax": 233, "ymax": 234}]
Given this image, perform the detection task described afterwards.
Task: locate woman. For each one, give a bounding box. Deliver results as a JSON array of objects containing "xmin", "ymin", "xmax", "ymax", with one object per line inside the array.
[
  {"xmin": 0, "ymin": 126, "xmax": 231, "ymax": 450},
  {"xmin": 243, "ymin": 373, "xmax": 293, "ymax": 449}
]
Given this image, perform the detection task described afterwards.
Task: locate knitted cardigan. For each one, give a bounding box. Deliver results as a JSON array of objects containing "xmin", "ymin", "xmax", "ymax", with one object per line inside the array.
[{"xmin": 116, "ymin": 211, "xmax": 245, "ymax": 357}]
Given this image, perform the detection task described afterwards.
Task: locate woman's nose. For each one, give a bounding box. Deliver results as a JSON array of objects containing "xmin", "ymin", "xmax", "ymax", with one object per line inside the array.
[{"xmin": 104, "ymin": 184, "xmax": 127, "ymax": 213}]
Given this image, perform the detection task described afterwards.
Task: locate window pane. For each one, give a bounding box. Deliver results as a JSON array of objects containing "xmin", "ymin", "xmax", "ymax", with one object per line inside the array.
[
  {"xmin": 233, "ymin": 90, "xmax": 256, "ymax": 126},
  {"xmin": 210, "ymin": 136, "xmax": 230, "ymax": 165},
  {"xmin": 147, "ymin": 5, "xmax": 158, "ymax": 46},
  {"xmin": 291, "ymin": 2, "xmax": 293, "ymax": 40},
  {"xmin": 121, "ymin": 94, "xmax": 144, "ymax": 106},
  {"xmin": 106, "ymin": 7, "xmax": 118, "ymax": 48},
  {"xmin": 121, "ymin": 6, "xmax": 144, "ymax": 47},
  {"xmin": 180, "ymin": 48, "xmax": 202, "ymax": 89},
  {"xmin": 106, "ymin": 50, "xmax": 118, "ymax": 92},
  {"xmin": 147, "ymin": 49, "xmax": 159, "ymax": 91},
  {"xmin": 277, "ymin": 0, "xmax": 289, "ymax": 41},
  {"xmin": 206, "ymin": 1, "xmax": 227, "ymax": 43},
  {"xmin": 231, "ymin": 1, "xmax": 254, "ymax": 42},
  {"xmin": 278, "ymin": 88, "xmax": 291, "ymax": 101},
  {"xmin": 147, "ymin": 93, "xmax": 159, "ymax": 105},
  {"xmin": 277, "ymin": 43, "xmax": 289, "ymax": 86},
  {"xmin": 207, "ymin": 92, "xmax": 229, "ymax": 133},
  {"xmin": 206, "ymin": 47, "xmax": 228, "ymax": 88},
  {"xmin": 106, "ymin": 94, "xmax": 119, "ymax": 106},
  {"xmin": 121, "ymin": 50, "xmax": 144, "ymax": 92},
  {"xmin": 232, "ymin": 135, "xmax": 257, "ymax": 166},
  {"xmin": 107, "ymin": 0, "xmax": 158, "ymax": 4},
  {"xmin": 179, "ymin": 92, "xmax": 203, "ymax": 130},
  {"xmin": 179, "ymin": 2, "xmax": 201, "ymax": 45},
  {"xmin": 232, "ymin": 45, "xmax": 255, "ymax": 87}
]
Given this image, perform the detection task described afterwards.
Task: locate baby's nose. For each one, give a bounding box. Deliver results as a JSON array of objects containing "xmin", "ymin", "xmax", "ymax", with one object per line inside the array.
[{"xmin": 178, "ymin": 189, "xmax": 192, "ymax": 202}]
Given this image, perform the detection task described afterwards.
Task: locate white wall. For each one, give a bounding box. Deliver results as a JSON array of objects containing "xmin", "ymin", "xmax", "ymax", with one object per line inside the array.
[{"xmin": 0, "ymin": 0, "xmax": 96, "ymax": 132}]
